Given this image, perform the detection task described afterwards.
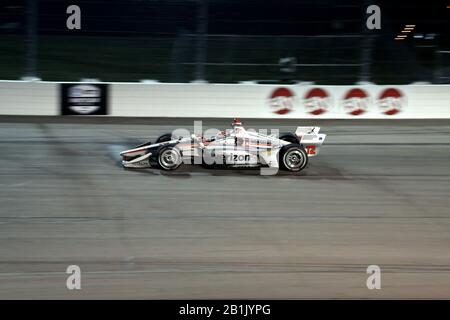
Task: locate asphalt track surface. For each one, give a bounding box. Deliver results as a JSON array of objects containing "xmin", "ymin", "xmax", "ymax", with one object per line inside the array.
[{"xmin": 0, "ymin": 116, "xmax": 450, "ymax": 299}]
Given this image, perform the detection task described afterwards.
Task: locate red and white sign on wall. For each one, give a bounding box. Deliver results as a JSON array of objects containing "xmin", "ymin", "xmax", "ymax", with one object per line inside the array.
[
  {"xmin": 267, "ymin": 86, "xmax": 406, "ymax": 117},
  {"xmin": 342, "ymin": 88, "xmax": 370, "ymax": 116},
  {"xmin": 377, "ymin": 88, "xmax": 404, "ymax": 115},
  {"xmin": 268, "ymin": 87, "xmax": 296, "ymax": 115},
  {"xmin": 304, "ymin": 88, "xmax": 331, "ymax": 115}
]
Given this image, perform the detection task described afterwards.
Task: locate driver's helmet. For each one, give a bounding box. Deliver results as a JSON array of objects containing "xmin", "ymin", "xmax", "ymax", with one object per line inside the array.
[{"xmin": 231, "ymin": 118, "xmax": 242, "ymax": 128}]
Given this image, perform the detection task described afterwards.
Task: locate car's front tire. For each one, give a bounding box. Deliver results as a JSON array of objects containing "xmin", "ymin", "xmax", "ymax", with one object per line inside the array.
[
  {"xmin": 279, "ymin": 144, "xmax": 308, "ymax": 172},
  {"xmin": 156, "ymin": 133, "xmax": 173, "ymax": 143},
  {"xmin": 157, "ymin": 146, "xmax": 182, "ymax": 171}
]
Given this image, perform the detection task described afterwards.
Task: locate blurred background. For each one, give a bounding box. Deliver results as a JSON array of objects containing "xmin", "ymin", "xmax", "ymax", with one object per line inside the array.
[{"xmin": 1, "ymin": 0, "xmax": 449, "ymax": 84}]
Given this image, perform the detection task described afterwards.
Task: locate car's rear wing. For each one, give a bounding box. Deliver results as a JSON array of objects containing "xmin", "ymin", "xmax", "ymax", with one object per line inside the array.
[{"xmin": 295, "ymin": 127, "xmax": 326, "ymax": 157}]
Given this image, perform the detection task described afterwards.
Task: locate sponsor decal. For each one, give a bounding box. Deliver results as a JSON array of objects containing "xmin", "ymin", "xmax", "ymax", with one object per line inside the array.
[
  {"xmin": 268, "ymin": 87, "xmax": 296, "ymax": 115},
  {"xmin": 306, "ymin": 146, "xmax": 317, "ymax": 155},
  {"xmin": 342, "ymin": 88, "xmax": 370, "ymax": 116},
  {"xmin": 377, "ymin": 88, "xmax": 404, "ymax": 115},
  {"xmin": 61, "ymin": 83, "xmax": 108, "ymax": 115},
  {"xmin": 304, "ymin": 88, "xmax": 331, "ymax": 115},
  {"xmin": 227, "ymin": 154, "xmax": 251, "ymax": 162}
]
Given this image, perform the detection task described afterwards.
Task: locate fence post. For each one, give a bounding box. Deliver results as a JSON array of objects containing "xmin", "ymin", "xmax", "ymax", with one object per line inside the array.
[
  {"xmin": 24, "ymin": 0, "xmax": 38, "ymax": 79},
  {"xmin": 194, "ymin": 0, "xmax": 208, "ymax": 82},
  {"xmin": 359, "ymin": 0, "xmax": 374, "ymax": 83}
]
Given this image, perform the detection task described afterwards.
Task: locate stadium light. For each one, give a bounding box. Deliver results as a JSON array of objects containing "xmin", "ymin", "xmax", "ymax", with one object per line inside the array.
[{"xmin": 395, "ymin": 24, "xmax": 416, "ymax": 40}]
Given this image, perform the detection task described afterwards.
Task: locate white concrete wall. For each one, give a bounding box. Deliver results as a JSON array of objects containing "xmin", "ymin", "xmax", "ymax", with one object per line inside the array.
[
  {"xmin": 1, "ymin": 81, "xmax": 450, "ymax": 118},
  {"xmin": 0, "ymin": 81, "xmax": 58, "ymax": 116},
  {"xmin": 111, "ymin": 83, "xmax": 450, "ymax": 119}
]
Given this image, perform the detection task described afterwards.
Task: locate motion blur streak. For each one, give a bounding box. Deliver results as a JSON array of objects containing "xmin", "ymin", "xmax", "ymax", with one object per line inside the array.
[{"xmin": 0, "ymin": 117, "xmax": 449, "ymax": 299}]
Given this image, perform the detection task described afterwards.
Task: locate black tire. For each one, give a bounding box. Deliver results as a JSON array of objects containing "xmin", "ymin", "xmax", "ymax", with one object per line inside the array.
[
  {"xmin": 279, "ymin": 132, "xmax": 299, "ymax": 144},
  {"xmin": 156, "ymin": 133, "xmax": 173, "ymax": 143},
  {"xmin": 156, "ymin": 146, "xmax": 182, "ymax": 171},
  {"xmin": 279, "ymin": 143, "xmax": 308, "ymax": 172}
]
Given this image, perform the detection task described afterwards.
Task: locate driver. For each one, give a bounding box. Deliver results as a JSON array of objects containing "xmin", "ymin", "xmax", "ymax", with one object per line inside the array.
[
  {"xmin": 231, "ymin": 118, "xmax": 242, "ymax": 128},
  {"xmin": 203, "ymin": 118, "xmax": 244, "ymax": 143}
]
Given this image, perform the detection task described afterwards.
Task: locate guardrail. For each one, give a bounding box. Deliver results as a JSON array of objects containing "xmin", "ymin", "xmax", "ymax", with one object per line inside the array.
[{"xmin": 1, "ymin": 80, "xmax": 449, "ymax": 118}]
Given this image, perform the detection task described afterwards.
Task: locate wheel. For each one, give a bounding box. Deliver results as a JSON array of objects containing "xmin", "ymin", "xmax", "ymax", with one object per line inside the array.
[
  {"xmin": 279, "ymin": 144, "xmax": 308, "ymax": 172},
  {"xmin": 156, "ymin": 133, "xmax": 173, "ymax": 143},
  {"xmin": 157, "ymin": 146, "xmax": 182, "ymax": 171},
  {"xmin": 279, "ymin": 132, "xmax": 299, "ymax": 144}
]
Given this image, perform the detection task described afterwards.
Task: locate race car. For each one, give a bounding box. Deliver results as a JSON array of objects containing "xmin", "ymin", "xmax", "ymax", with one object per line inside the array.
[{"xmin": 120, "ymin": 119, "xmax": 326, "ymax": 172}]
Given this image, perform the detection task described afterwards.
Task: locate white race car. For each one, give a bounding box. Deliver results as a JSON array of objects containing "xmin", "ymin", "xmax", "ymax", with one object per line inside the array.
[{"xmin": 120, "ymin": 119, "xmax": 326, "ymax": 173}]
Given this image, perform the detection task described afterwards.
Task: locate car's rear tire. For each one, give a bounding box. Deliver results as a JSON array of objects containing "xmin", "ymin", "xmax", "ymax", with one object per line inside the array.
[
  {"xmin": 279, "ymin": 144, "xmax": 308, "ymax": 172},
  {"xmin": 156, "ymin": 133, "xmax": 173, "ymax": 143},
  {"xmin": 279, "ymin": 132, "xmax": 299, "ymax": 144},
  {"xmin": 157, "ymin": 146, "xmax": 182, "ymax": 171}
]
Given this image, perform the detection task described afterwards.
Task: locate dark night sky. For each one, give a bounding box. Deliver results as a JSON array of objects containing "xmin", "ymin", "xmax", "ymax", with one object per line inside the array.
[{"xmin": 0, "ymin": 0, "xmax": 449, "ymax": 38}]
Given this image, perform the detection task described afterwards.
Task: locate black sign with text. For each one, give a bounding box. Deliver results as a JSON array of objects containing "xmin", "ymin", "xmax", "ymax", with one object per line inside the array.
[{"xmin": 61, "ymin": 83, "xmax": 108, "ymax": 115}]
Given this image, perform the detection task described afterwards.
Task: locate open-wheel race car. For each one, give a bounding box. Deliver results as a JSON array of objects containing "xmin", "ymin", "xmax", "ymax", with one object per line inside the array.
[{"xmin": 120, "ymin": 119, "xmax": 326, "ymax": 173}]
